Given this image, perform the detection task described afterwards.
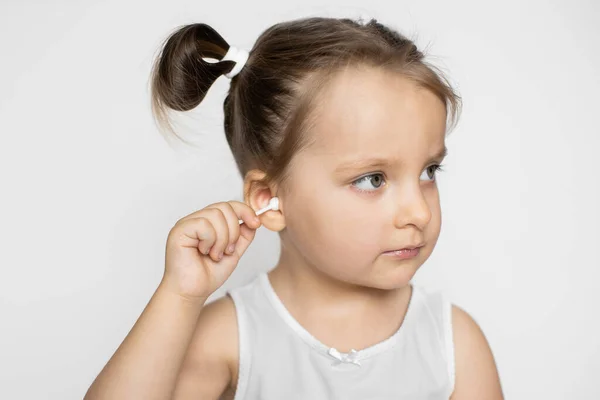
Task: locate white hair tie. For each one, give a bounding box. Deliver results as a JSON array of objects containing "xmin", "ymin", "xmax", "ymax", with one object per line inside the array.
[{"xmin": 222, "ymin": 45, "xmax": 249, "ymax": 79}]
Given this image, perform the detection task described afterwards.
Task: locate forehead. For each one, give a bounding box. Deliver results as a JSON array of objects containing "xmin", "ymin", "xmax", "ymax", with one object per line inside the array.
[{"xmin": 305, "ymin": 66, "xmax": 447, "ymax": 160}]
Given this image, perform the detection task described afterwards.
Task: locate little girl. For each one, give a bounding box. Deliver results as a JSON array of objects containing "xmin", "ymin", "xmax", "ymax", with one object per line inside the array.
[{"xmin": 85, "ymin": 16, "xmax": 503, "ymax": 400}]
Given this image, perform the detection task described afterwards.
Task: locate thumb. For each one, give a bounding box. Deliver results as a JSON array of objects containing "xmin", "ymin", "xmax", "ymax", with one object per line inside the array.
[
  {"xmin": 228, "ymin": 200, "xmax": 261, "ymax": 259},
  {"xmin": 231, "ymin": 221, "xmax": 259, "ymax": 259}
]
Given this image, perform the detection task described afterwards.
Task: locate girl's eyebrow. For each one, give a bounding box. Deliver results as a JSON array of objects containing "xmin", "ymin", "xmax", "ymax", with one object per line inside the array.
[{"xmin": 334, "ymin": 146, "xmax": 447, "ymax": 173}]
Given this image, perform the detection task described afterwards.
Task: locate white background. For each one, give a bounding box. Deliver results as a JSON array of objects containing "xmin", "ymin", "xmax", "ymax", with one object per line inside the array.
[{"xmin": 1, "ymin": 0, "xmax": 598, "ymax": 399}]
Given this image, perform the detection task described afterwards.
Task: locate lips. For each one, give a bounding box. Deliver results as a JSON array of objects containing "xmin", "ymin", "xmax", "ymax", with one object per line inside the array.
[
  {"xmin": 386, "ymin": 243, "xmax": 424, "ymax": 252},
  {"xmin": 383, "ymin": 246, "xmax": 422, "ymax": 259}
]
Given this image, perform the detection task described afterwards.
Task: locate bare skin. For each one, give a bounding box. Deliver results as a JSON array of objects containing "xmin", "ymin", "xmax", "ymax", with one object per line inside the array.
[{"xmin": 84, "ymin": 65, "xmax": 503, "ymax": 399}]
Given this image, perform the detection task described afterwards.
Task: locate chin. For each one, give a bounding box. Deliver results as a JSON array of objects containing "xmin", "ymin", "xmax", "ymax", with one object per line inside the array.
[
  {"xmin": 333, "ymin": 264, "xmax": 418, "ymax": 291},
  {"xmin": 318, "ymin": 248, "xmax": 427, "ymax": 291},
  {"xmin": 369, "ymin": 250, "xmax": 429, "ymax": 290},
  {"xmin": 372, "ymin": 266, "xmax": 417, "ymax": 290}
]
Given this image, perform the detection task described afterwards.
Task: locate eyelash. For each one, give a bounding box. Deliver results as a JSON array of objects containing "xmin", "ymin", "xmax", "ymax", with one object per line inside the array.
[{"xmin": 351, "ymin": 164, "xmax": 446, "ymax": 194}]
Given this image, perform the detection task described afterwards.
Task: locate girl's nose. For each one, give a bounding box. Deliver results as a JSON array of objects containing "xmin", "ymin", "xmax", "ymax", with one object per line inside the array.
[{"xmin": 392, "ymin": 184, "xmax": 432, "ymax": 231}]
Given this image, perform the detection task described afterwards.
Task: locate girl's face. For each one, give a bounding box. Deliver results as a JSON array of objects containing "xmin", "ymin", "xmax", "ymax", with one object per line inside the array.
[{"xmin": 281, "ymin": 66, "xmax": 448, "ymax": 290}]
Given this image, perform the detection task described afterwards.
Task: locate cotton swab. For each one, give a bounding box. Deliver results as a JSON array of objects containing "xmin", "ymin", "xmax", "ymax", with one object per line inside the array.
[{"xmin": 238, "ymin": 197, "xmax": 280, "ymax": 225}]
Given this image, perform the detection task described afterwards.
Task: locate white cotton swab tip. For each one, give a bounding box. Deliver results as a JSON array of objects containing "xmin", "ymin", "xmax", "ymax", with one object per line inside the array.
[{"xmin": 238, "ymin": 197, "xmax": 279, "ymax": 225}]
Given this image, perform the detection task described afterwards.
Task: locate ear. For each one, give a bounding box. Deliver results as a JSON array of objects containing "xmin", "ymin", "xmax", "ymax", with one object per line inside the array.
[{"xmin": 243, "ymin": 169, "xmax": 286, "ymax": 232}]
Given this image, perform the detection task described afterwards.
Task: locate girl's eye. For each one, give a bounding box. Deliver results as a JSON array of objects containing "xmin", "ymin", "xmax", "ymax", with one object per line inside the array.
[
  {"xmin": 352, "ymin": 173, "xmax": 386, "ymax": 192},
  {"xmin": 351, "ymin": 164, "xmax": 445, "ymax": 193},
  {"xmin": 421, "ymin": 164, "xmax": 445, "ymax": 181}
]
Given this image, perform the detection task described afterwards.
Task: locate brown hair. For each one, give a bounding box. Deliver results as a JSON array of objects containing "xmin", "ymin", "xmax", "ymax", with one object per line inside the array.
[{"xmin": 150, "ymin": 16, "xmax": 461, "ymax": 193}]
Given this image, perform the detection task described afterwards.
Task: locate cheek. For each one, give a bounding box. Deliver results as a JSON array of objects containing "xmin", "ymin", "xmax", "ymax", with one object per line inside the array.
[
  {"xmin": 290, "ymin": 191, "xmax": 384, "ymax": 262},
  {"xmin": 422, "ymin": 186, "xmax": 442, "ymax": 244},
  {"xmin": 327, "ymin": 199, "xmax": 385, "ymax": 248}
]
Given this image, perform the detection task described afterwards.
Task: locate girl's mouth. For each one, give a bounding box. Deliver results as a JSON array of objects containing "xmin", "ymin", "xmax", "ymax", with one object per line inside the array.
[{"xmin": 382, "ymin": 247, "xmax": 421, "ymax": 259}]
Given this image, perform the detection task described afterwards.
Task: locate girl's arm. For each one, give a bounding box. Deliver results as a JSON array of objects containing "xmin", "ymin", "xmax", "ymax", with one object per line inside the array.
[
  {"xmin": 84, "ymin": 284, "xmax": 234, "ymax": 400},
  {"xmin": 85, "ymin": 200, "xmax": 259, "ymax": 399},
  {"xmin": 450, "ymin": 305, "xmax": 504, "ymax": 399}
]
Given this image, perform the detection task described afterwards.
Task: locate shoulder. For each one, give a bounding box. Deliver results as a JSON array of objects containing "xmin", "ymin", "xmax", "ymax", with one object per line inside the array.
[
  {"xmin": 198, "ymin": 295, "xmax": 240, "ymax": 381},
  {"xmin": 173, "ymin": 295, "xmax": 240, "ymax": 399},
  {"xmin": 449, "ymin": 304, "xmax": 504, "ymax": 399}
]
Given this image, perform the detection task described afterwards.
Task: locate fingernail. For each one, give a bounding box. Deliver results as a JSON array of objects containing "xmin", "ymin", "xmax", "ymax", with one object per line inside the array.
[
  {"xmin": 218, "ymin": 252, "xmax": 223, "ymax": 260},
  {"xmin": 226, "ymin": 244, "xmax": 235, "ymax": 254}
]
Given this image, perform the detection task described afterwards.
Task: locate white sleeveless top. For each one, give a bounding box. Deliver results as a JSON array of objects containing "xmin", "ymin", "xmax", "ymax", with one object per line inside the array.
[{"xmin": 227, "ymin": 272, "xmax": 455, "ymax": 400}]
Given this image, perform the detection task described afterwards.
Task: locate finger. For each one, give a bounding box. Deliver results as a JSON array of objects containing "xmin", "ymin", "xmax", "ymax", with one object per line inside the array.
[
  {"xmin": 202, "ymin": 207, "xmax": 229, "ymax": 262},
  {"xmin": 171, "ymin": 217, "xmax": 215, "ymax": 255},
  {"xmin": 210, "ymin": 201, "xmax": 260, "ymax": 260},
  {"xmin": 232, "ymin": 222, "xmax": 258, "ymax": 258},
  {"xmin": 205, "ymin": 202, "xmax": 240, "ymax": 256},
  {"xmin": 228, "ymin": 201, "xmax": 261, "ymax": 230},
  {"xmin": 175, "ymin": 200, "xmax": 260, "ymax": 259},
  {"xmin": 195, "ymin": 218, "xmax": 216, "ymax": 256},
  {"xmin": 178, "ymin": 200, "xmax": 258, "ymax": 227},
  {"xmin": 208, "ymin": 202, "xmax": 240, "ymax": 255},
  {"xmin": 176, "ymin": 200, "xmax": 228, "ymax": 224}
]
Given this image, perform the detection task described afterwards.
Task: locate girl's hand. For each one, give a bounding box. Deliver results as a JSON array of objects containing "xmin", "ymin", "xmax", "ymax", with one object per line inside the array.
[{"xmin": 161, "ymin": 201, "xmax": 262, "ymax": 301}]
